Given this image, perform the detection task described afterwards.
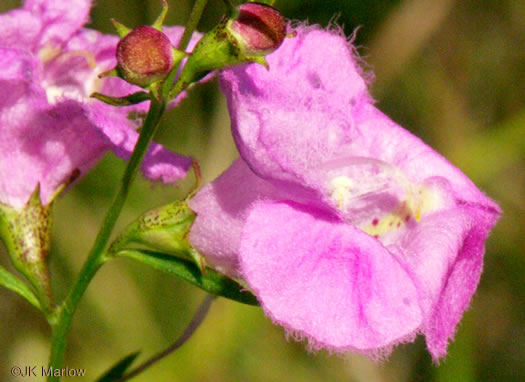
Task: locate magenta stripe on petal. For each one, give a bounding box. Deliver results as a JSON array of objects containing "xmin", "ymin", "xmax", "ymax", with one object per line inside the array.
[{"xmin": 239, "ymin": 200, "xmax": 423, "ymax": 353}]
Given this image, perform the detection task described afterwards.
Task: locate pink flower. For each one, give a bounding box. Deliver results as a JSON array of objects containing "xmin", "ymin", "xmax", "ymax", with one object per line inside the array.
[
  {"xmin": 0, "ymin": 0, "xmax": 197, "ymax": 209},
  {"xmin": 189, "ymin": 26, "xmax": 500, "ymax": 359}
]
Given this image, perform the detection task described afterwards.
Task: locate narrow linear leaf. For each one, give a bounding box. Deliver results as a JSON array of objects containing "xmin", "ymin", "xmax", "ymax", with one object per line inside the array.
[
  {"xmin": 95, "ymin": 351, "xmax": 140, "ymax": 382},
  {"xmin": 118, "ymin": 249, "xmax": 259, "ymax": 306},
  {"xmin": 227, "ymin": 0, "xmax": 276, "ymax": 6},
  {"xmin": 247, "ymin": 0, "xmax": 277, "ymax": 5},
  {"xmin": 0, "ymin": 264, "xmax": 41, "ymax": 310}
]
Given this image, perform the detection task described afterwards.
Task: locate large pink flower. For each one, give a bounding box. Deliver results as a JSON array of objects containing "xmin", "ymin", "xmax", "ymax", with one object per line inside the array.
[
  {"xmin": 189, "ymin": 26, "xmax": 500, "ymax": 359},
  {"xmin": 0, "ymin": 0, "xmax": 197, "ymax": 209}
]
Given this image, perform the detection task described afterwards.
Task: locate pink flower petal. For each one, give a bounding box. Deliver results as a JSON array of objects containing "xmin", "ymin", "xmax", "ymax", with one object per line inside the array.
[
  {"xmin": 189, "ymin": 159, "xmax": 285, "ymax": 276},
  {"xmin": 85, "ymin": 103, "xmax": 192, "ymax": 185},
  {"xmin": 0, "ymin": 9, "xmax": 42, "ymax": 49},
  {"xmin": 353, "ymin": 104, "xmax": 500, "ymax": 212},
  {"xmin": 0, "ymin": 79, "xmax": 107, "ymax": 208},
  {"xmin": 221, "ymin": 26, "xmax": 370, "ymax": 194},
  {"xmin": 397, "ymin": 205, "xmax": 499, "ymax": 360},
  {"xmin": 23, "ymin": 0, "xmax": 91, "ymax": 47},
  {"xmin": 239, "ymin": 200, "xmax": 422, "ymax": 353}
]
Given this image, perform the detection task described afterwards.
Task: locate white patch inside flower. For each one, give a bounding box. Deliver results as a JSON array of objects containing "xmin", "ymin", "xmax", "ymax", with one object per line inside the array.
[
  {"xmin": 83, "ymin": 30, "xmax": 98, "ymax": 44},
  {"xmin": 39, "ymin": 46, "xmax": 104, "ymax": 105},
  {"xmin": 324, "ymin": 157, "xmax": 444, "ymax": 239},
  {"xmin": 331, "ymin": 176, "xmax": 355, "ymax": 210}
]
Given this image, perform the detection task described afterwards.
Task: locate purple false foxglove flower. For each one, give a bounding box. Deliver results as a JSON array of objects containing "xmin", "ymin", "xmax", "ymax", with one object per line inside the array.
[
  {"xmin": 0, "ymin": 0, "xmax": 201, "ymax": 210},
  {"xmin": 189, "ymin": 26, "xmax": 500, "ymax": 360}
]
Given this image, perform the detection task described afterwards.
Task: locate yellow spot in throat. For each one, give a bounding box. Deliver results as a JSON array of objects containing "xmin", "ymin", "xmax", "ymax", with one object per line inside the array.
[
  {"xmin": 362, "ymin": 185, "xmax": 443, "ymax": 237},
  {"xmin": 329, "ymin": 173, "xmax": 444, "ymax": 239}
]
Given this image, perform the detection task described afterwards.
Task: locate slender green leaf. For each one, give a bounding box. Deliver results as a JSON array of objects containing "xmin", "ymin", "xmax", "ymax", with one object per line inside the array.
[
  {"xmin": 0, "ymin": 264, "xmax": 41, "ymax": 310},
  {"xmin": 119, "ymin": 249, "xmax": 259, "ymax": 306},
  {"xmin": 94, "ymin": 351, "xmax": 140, "ymax": 382},
  {"xmin": 247, "ymin": 0, "xmax": 277, "ymax": 5}
]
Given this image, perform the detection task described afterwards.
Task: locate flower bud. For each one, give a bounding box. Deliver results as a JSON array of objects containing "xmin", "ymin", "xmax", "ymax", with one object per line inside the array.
[
  {"xmin": 175, "ymin": 3, "xmax": 286, "ymax": 91},
  {"xmin": 228, "ymin": 2, "xmax": 286, "ymax": 56},
  {"xmin": 116, "ymin": 25, "xmax": 175, "ymax": 87}
]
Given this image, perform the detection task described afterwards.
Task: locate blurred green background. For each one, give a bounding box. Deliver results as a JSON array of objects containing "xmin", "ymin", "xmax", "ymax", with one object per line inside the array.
[{"xmin": 1, "ymin": 0, "xmax": 524, "ymax": 381}]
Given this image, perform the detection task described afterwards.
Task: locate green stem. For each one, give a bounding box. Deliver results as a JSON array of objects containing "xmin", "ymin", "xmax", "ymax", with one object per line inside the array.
[
  {"xmin": 46, "ymin": 2, "xmax": 210, "ymax": 378},
  {"xmin": 162, "ymin": 0, "xmax": 209, "ymax": 98},
  {"xmin": 116, "ymin": 295, "xmax": 215, "ymax": 381},
  {"xmin": 47, "ymin": 99, "xmax": 165, "ymax": 381},
  {"xmin": 178, "ymin": 0, "xmax": 208, "ymax": 51}
]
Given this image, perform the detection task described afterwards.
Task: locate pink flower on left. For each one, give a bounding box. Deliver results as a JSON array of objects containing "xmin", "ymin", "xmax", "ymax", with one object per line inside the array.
[{"xmin": 0, "ymin": 0, "xmax": 193, "ymax": 209}]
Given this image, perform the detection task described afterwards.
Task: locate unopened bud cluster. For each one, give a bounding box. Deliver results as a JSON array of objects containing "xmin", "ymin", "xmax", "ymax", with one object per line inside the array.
[{"xmin": 97, "ymin": 1, "xmax": 287, "ymax": 101}]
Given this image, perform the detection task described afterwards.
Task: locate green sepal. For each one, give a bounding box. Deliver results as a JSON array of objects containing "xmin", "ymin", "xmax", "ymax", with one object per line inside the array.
[
  {"xmin": 172, "ymin": 48, "xmax": 189, "ymax": 63},
  {"xmin": 170, "ymin": 18, "xmax": 266, "ymax": 99},
  {"xmin": 249, "ymin": 56, "xmax": 269, "ymax": 70},
  {"xmin": 108, "ymin": 200, "xmax": 206, "ymax": 272},
  {"xmin": 152, "ymin": 0, "xmax": 169, "ymax": 31},
  {"xmin": 0, "ymin": 264, "xmax": 41, "ymax": 311},
  {"xmin": 98, "ymin": 67, "xmax": 118, "ymax": 79},
  {"xmin": 95, "ymin": 351, "xmax": 140, "ymax": 382},
  {"xmin": 118, "ymin": 249, "xmax": 259, "ymax": 306},
  {"xmin": 91, "ymin": 91, "xmax": 152, "ymax": 107},
  {"xmin": 111, "ymin": 18, "xmax": 132, "ymax": 38},
  {"xmin": 0, "ymin": 186, "xmax": 54, "ymax": 312}
]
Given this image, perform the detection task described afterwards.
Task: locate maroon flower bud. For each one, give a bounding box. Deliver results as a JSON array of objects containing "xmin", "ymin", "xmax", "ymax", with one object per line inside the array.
[
  {"xmin": 228, "ymin": 2, "xmax": 286, "ymax": 56},
  {"xmin": 116, "ymin": 25, "xmax": 175, "ymax": 87},
  {"xmin": 176, "ymin": 3, "xmax": 287, "ymax": 90}
]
